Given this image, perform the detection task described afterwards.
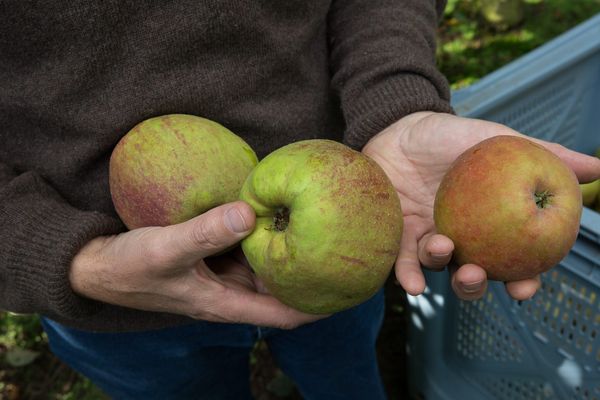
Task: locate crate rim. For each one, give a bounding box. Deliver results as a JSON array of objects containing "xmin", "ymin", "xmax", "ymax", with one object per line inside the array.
[{"xmin": 451, "ymin": 12, "xmax": 600, "ymax": 118}]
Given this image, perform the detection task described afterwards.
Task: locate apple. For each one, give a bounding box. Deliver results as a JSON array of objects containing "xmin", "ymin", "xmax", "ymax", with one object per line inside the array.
[
  {"xmin": 239, "ymin": 139, "xmax": 403, "ymax": 314},
  {"xmin": 593, "ymin": 148, "xmax": 600, "ymax": 212},
  {"xmin": 581, "ymin": 180, "xmax": 600, "ymax": 207},
  {"xmin": 110, "ymin": 114, "xmax": 258, "ymax": 229},
  {"xmin": 433, "ymin": 135, "xmax": 582, "ymax": 281},
  {"xmin": 595, "ymin": 147, "xmax": 600, "ymax": 212}
]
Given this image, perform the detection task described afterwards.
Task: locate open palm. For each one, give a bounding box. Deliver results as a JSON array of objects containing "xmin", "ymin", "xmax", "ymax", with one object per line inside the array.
[{"xmin": 363, "ymin": 112, "xmax": 600, "ymax": 300}]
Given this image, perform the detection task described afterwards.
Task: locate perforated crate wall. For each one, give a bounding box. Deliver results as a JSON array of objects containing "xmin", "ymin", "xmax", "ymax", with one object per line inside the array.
[
  {"xmin": 407, "ymin": 13, "xmax": 600, "ymax": 400},
  {"xmin": 409, "ymin": 216, "xmax": 600, "ymax": 399}
]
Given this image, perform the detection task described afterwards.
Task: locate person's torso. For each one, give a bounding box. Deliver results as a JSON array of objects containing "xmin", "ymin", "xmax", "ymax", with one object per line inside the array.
[{"xmin": 0, "ymin": 0, "xmax": 344, "ymax": 216}]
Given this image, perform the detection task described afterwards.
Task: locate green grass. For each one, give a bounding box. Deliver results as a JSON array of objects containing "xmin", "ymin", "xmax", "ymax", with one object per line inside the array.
[
  {"xmin": 437, "ymin": 0, "xmax": 600, "ymax": 89},
  {"xmin": 0, "ymin": 312, "xmax": 108, "ymax": 399}
]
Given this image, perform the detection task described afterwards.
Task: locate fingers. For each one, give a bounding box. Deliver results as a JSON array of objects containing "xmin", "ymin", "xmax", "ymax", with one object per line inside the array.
[
  {"xmin": 450, "ymin": 264, "xmax": 488, "ymax": 301},
  {"xmin": 529, "ymin": 139, "xmax": 600, "ymax": 183},
  {"xmin": 159, "ymin": 201, "xmax": 256, "ymax": 263},
  {"xmin": 203, "ymin": 289, "xmax": 328, "ymax": 329},
  {"xmin": 505, "ymin": 276, "xmax": 541, "ymax": 300},
  {"xmin": 394, "ymin": 218, "xmax": 427, "ymax": 295},
  {"xmin": 418, "ymin": 233, "xmax": 454, "ymax": 270},
  {"xmin": 396, "ymin": 224, "xmax": 541, "ymax": 302},
  {"xmin": 564, "ymin": 150, "xmax": 600, "ymax": 183},
  {"xmin": 450, "ymin": 264, "xmax": 541, "ymax": 301},
  {"xmin": 396, "ymin": 220, "xmax": 454, "ymax": 295},
  {"xmin": 457, "ymin": 116, "xmax": 600, "ymax": 182},
  {"xmin": 190, "ymin": 253, "xmax": 324, "ymax": 328}
]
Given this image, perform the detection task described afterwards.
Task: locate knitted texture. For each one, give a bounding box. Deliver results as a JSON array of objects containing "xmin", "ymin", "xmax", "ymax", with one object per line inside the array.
[{"xmin": 0, "ymin": 0, "xmax": 450, "ymax": 332}]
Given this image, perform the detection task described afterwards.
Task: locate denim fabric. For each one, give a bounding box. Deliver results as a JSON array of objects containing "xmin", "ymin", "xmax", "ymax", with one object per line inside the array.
[{"xmin": 42, "ymin": 289, "xmax": 386, "ymax": 400}]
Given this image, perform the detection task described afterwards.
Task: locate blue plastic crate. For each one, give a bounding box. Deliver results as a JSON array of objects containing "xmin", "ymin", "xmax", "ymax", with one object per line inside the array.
[{"xmin": 408, "ymin": 13, "xmax": 600, "ymax": 400}]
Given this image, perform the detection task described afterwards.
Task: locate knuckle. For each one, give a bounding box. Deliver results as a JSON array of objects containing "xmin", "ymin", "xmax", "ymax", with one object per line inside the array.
[
  {"xmin": 188, "ymin": 306, "xmax": 210, "ymax": 321},
  {"xmin": 275, "ymin": 310, "xmax": 302, "ymax": 330},
  {"xmin": 278, "ymin": 320, "xmax": 300, "ymax": 330},
  {"xmin": 138, "ymin": 228, "xmax": 171, "ymax": 265},
  {"xmin": 190, "ymin": 219, "xmax": 224, "ymax": 251},
  {"xmin": 187, "ymin": 302, "xmax": 217, "ymax": 321},
  {"xmin": 187, "ymin": 285, "xmax": 227, "ymax": 321}
]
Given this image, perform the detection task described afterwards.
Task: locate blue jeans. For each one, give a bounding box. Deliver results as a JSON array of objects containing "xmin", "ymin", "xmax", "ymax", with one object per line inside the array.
[{"xmin": 42, "ymin": 289, "xmax": 386, "ymax": 400}]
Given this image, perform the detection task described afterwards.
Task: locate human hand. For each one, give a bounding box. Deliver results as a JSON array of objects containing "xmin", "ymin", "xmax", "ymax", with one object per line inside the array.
[
  {"xmin": 69, "ymin": 201, "xmax": 326, "ymax": 329},
  {"xmin": 362, "ymin": 112, "xmax": 600, "ymax": 301}
]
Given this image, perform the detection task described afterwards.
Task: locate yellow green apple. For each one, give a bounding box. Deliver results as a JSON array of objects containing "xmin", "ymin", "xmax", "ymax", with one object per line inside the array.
[
  {"xmin": 594, "ymin": 147, "xmax": 600, "ymax": 212},
  {"xmin": 109, "ymin": 114, "xmax": 258, "ymax": 229},
  {"xmin": 434, "ymin": 135, "xmax": 582, "ymax": 281},
  {"xmin": 581, "ymin": 180, "xmax": 600, "ymax": 207},
  {"xmin": 239, "ymin": 139, "xmax": 403, "ymax": 314}
]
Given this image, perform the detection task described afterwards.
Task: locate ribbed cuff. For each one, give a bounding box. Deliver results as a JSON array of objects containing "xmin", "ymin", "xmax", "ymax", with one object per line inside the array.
[
  {"xmin": 3, "ymin": 191, "xmax": 123, "ymax": 320},
  {"xmin": 343, "ymin": 74, "xmax": 454, "ymax": 150}
]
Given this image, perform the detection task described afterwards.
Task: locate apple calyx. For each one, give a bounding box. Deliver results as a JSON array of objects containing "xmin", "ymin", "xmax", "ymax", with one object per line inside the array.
[
  {"xmin": 535, "ymin": 190, "xmax": 553, "ymax": 209},
  {"xmin": 273, "ymin": 207, "xmax": 290, "ymax": 231}
]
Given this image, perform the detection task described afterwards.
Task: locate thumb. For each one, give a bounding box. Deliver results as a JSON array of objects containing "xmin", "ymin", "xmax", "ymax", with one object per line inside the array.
[
  {"xmin": 163, "ymin": 201, "xmax": 256, "ymax": 262},
  {"xmin": 536, "ymin": 140, "xmax": 600, "ymax": 183}
]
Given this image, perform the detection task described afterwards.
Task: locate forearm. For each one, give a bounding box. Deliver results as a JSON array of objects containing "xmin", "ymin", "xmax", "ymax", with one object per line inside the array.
[
  {"xmin": 0, "ymin": 166, "xmax": 123, "ymax": 319},
  {"xmin": 328, "ymin": 0, "xmax": 453, "ymax": 149}
]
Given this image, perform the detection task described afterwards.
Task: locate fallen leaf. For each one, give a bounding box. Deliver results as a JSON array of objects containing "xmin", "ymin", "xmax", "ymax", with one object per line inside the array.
[{"xmin": 5, "ymin": 347, "xmax": 40, "ymax": 367}]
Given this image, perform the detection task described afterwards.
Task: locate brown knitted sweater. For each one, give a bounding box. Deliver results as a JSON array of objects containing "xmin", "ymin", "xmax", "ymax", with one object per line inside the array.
[{"xmin": 0, "ymin": 0, "xmax": 452, "ymax": 332}]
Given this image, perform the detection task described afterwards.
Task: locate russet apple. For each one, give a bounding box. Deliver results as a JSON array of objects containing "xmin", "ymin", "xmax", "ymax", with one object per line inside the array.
[
  {"xmin": 434, "ymin": 135, "xmax": 582, "ymax": 281},
  {"xmin": 110, "ymin": 114, "xmax": 258, "ymax": 229},
  {"xmin": 239, "ymin": 139, "xmax": 403, "ymax": 314}
]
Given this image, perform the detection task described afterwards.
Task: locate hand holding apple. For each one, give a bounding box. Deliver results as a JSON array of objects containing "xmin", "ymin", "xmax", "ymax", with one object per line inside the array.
[
  {"xmin": 362, "ymin": 112, "xmax": 600, "ymax": 300},
  {"xmin": 239, "ymin": 139, "xmax": 403, "ymax": 314},
  {"xmin": 434, "ymin": 135, "xmax": 582, "ymax": 281},
  {"xmin": 77, "ymin": 115, "xmax": 326, "ymax": 328},
  {"xmin": 69, "ymin": 201, "xmax": 325, "ymax": 329}
]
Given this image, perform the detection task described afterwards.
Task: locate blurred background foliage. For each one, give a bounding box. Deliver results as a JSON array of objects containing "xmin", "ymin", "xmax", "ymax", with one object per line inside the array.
[
  {"xmin": 438, "ymin": 0, "xmax": 600, "ymax": 89},
  {"xmin": 2, "ymin": 1, "xmax": 600, "ymax": 399}
]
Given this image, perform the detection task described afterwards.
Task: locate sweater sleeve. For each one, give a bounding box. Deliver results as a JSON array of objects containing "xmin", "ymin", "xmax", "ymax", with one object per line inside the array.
[
  {"xmin": 328, "ymin": 0, "xmax": 454, "ymax": 149},
  {"xmin": 0, "ymin": 163, "xmax": 123, "ymax": 320}
]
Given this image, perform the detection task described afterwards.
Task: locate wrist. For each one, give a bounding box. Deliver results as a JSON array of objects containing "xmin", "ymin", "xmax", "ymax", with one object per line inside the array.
[
  {"xmin": 363, "ymin": 111, "xmax": 433, "ymax": 153},
  {"xmin": 343, "ymin": 76, "xmax": 453, "ymax": 150},
  {"xmin": 69, "ymin": 235, "xmax": 113, "ymax": 298}
]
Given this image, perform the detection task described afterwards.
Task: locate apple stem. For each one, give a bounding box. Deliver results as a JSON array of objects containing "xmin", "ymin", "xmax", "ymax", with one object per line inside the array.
[
  {"xmin": 535, "ymin": 190, "xmax": 553, "ymax": 208},
  {"xmin": 274, "ymin": 207, "xmax": 290, "ymax": 231}
]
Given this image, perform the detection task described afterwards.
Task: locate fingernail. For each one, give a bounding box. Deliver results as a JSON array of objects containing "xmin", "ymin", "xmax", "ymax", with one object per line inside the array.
[
  {"xmin": 460, "ymin": 280, "xmax": 484, "ymax": 293},
  {"xmin": 430, "ymin": 252, "xmax": 451, "ymax": 260},
  {"xmin": 225, "ymin": 208, "xmax": 248, "ymax": 233}
]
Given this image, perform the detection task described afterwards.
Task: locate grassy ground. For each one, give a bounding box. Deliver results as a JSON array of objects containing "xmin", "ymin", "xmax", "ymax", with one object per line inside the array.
[
  {"xmin": 2, "ymin": 1, "xmax": 600, "ymax": 399},
  {"xmin": 439, "ymin": 0, "xmax": 600, "ymax": 89}
]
